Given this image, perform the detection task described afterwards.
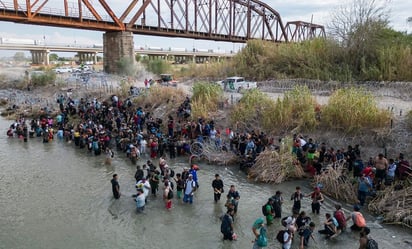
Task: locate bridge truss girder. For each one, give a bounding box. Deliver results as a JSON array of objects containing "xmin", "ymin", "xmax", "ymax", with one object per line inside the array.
[
  {"xmin": 282, "ymin": 21, "xmax": 326, "ymax": 42},
  {"xmin": 0, "ymin": 0, "xmax": 324, "ymax": 42}
]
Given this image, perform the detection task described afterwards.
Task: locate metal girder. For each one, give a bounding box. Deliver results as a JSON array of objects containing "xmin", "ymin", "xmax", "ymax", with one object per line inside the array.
[
  {"xmin": 283, "ymin": 21, "xmax": 326, "ymax": 42},
  {"xmin": 0, "ymin": 0, "xmax": 325, "ymax": 43}
]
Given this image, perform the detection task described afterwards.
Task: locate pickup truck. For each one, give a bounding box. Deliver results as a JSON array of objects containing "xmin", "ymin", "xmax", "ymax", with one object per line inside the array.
[
  {"xmin": 216, "ymin": 76, "xmax": 257, "ymax": 92},
  {"xmin": 156, "ymin": 74, "xmax": 178, "ymax": 87},
  {"xmin": 53, "ymin": 67, "xmax": 73, "ymax": 74}
]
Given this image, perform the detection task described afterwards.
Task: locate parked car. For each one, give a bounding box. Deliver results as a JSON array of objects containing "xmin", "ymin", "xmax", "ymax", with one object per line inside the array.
[
  {"xmin": 53, "ymin": 67, "xmax": 73, "ymax": 74},
  {"xmin": 216, "ymin": 76, "xmax": 257, "ymax": 92}
]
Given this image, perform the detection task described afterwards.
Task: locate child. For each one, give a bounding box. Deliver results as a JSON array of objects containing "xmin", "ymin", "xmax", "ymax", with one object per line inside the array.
[{"xmin": 174, "ymin": 173, "xmax": 184, "ymax": 199}]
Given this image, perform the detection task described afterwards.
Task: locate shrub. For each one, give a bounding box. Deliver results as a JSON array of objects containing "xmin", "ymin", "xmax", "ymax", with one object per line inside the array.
[
  {"xmin": 322, "ymin": 87, "xmax": 391, "ymax": 133},
  {"xmin": 31, "ymin": 70, "xmax": 56, "ymax": 87},
  {"xmin": 191, "ymin": 82, "xmax": 223, "ymax": 118},
  {"xmin": 230, "ymin": 89, "xmax": 273, "ymax": 131}
]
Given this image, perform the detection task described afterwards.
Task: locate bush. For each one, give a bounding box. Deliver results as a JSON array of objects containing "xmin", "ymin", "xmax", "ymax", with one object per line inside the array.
[
  {"xmin": 322, "ymin": 87, "xmax": 391, "ymax": 133},
  {"xmin": 191, "ymin": 82, "xmax": 223, "ymax": 118},
  {"xmin": 133, "ymin": 85, "xmax": 186, "ymax": 111},
  {"xmin": 230, "ymin": 89, "xmax": 274, "ymax": 131},
  {"xmin": 143, "ymin": 58, "xmax": 171, "ymax": 75},
  {"xmin": 31, "ymin": 70, "xmax": 56, "ymax": 87}
]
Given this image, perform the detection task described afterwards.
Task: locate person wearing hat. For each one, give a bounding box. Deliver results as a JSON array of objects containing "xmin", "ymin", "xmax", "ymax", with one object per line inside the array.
[
  {"xmin": 181, "ymin": 167, "xmax": 190, "ymax": 182},
  {"xmin": 212, "ymin": 174, "xmax": 224, "ymax": 203},
  {"xmin": 183, "ymin": 174, "xmax": 196, "ymax": 204},
  {"xmin": 308, "ymin": 187, "xmax": 324, "ymax": 215},
  {"xmin": 252, "ymin": 217, "xmax": 267, "ymax": 249},
  {"xmin": 271, "ymin": 190, "xmax": 284, "ymax": 218},
  {"xmin": 136, "ymin": 177, "xmax": 151, "ymax": 203}
]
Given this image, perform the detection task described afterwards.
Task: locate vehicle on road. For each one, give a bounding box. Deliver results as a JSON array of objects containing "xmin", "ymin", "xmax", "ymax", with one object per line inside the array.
[
  {"xmin": 73, "ymin": 65, "xmax": 91, "ymax": 72},
  {"xmin": 53, "ymin": 67, "xmax": 73, "ymax": 74},
  {"xmin": 156, "ymin": 74, "xmax": 178, "ymax": 87},
  {"xmin": 216, "ymin": 76, "xmax": 257, "ymax": 92}
]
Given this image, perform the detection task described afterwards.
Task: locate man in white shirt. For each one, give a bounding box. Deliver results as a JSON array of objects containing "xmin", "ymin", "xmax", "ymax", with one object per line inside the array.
[
  {"xmin": 183, "ymin": 174, "xmax": 196, "ymax": 204},
  {"xmin": 135, "ymin": 188, "xmax": 145, "ymax": 212},
  {"xmin": 136, "ymin": 178, "xmax": 151, "ymax": 203}
]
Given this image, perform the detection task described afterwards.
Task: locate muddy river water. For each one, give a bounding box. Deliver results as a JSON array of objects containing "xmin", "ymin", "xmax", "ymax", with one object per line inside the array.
[{"xmin": 0, "ymin": 117, "xmax": 411, "ymax": 249}]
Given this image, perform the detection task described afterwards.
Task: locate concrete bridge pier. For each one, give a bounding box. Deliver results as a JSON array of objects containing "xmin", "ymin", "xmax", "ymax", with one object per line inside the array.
[
  {"xmin": 78, "ymin": 52, "xmax": 98, "ymax": 64},
  {"xmin": 30, "ymin": 50, "xmax": 49, "ymax": 65},
  {"xmin": 103, "ymin": 31, "xmax": 135, "ymax": 74}
]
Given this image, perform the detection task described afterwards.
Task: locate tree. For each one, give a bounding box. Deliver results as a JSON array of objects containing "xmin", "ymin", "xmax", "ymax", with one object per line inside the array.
[
  {"xmin": 328, "ymin": 0, "xmax": 391, "ymax": 79},
  {"xmin": 328, "ymin": 0, "xmax": 390, "ymax": 45},
  {"xmin": 49, "ymin": 53, "xmax": 59, "ymax": 61},
  {"xmin": 13, "ymin": 52, "xmax": 26, "ymax": 61}
]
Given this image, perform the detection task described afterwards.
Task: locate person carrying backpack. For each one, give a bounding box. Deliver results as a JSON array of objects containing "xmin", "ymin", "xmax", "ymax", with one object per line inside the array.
[
  {"xmin": 276, "ymin": 227, "xmax": 293, "ymax": 249},
  {"xmin": 271, "ymin": 191, "xmax": 283, "ymax": 218},
  {"xmin": 252, "ymin": 217, "xmax": 267, "ymax": 249},
  {"xmin": 220, "ymin": 209, "xmax": 235, "ymax": 241},
  {"xmin": 359, "ymin": 227, "xmax": 379, "ymax": 249},
  {"xmin": 299, "ymin": 222, "xmax": 316, "ymax": 249},
  {"xmin": 262, "ymin": 198, "xmax": 274, "ymax": 225}
]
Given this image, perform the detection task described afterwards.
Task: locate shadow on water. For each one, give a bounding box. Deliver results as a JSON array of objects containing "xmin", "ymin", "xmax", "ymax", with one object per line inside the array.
[{"xmin": 0, "ymin": 117, "xmax": 411, "ymax": 249}]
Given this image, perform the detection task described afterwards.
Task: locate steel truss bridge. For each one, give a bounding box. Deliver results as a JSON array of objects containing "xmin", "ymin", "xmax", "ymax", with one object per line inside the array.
[{"xmin": 0, "ymin": 0, "xmax": 325, "ymax": 43}]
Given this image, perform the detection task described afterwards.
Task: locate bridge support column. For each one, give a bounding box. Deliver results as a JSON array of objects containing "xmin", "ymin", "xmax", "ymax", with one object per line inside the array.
[
  {"xmin": 30, "ymin": 50, "xmax": 49, "ymax": 65},
  {"xmin": 103, "ymin": 31, "xmax": 134, "ymax": 74}
]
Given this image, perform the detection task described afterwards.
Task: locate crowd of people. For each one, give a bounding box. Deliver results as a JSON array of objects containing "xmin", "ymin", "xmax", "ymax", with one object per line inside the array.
[{"xmin": 5, "ymin": 88, "xmax": 410, "ymax": 249}]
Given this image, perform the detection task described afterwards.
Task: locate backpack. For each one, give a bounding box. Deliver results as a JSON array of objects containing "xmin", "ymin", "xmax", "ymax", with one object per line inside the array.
[
  {"xmin": 276, "ymin": 230, "xmax": 286, "ymax": 244},
  {"xmin": 220, "ymin": 214, "xmax": 231, "ymax": 233},
  {"xmin": 262, "ymin": 204, "xmax": 269, "ymax": 216},
  {"xmin": 366, "ymin": 238, "xmax": 379, "ymax": 249},
  {"xmin": 169, "ymin": 169, "xmax": 175, "ymax": 178},
  {"xmin": 167, "ymin": 189, "xmax": 174, "ymax": 199},
  {"xmin": 257, "ymin": 227, "xmax": 268, "ymax": 247},
  {"xmin": 281, "ymin": 216, "xmax": 289, "ymax": 227}
]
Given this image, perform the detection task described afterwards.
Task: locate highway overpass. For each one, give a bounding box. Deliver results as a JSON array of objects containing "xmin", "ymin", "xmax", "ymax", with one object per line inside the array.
[{"xmin": 0, "ymin": 43, "xmax": 235, "ymax": 65}]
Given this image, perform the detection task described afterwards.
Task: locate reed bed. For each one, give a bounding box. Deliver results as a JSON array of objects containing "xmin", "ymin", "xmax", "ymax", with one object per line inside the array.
[
  {"xmin": 322, "ymin": 87, "xmax": 391, "ymax": 133},
  {"xmin": 313, "ymin": 162, "xmax": 359, "ymax": 203},
  {"xmin": 230, "ymin": 86, "xmax": 318, "ymax": 134},
  {"xmin": 248, "ymin": 138, "xmax": 305, "ymax": 183},
  {"xmin": 368, "ymin": 184, "xmax": 412, "ymax": 228},
  {"xmin": 191, "ymin": 82, "xmax": 224, "ymax": 118},
  {"xmin": 133, "ymin": 86, "xmax": 186, "ymax": 117}
]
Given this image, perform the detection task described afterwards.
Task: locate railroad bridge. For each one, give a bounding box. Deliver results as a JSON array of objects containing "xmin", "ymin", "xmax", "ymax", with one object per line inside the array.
[{"xmin": 0, "ymin": 0, "xmax": 325, "ymax": 73}]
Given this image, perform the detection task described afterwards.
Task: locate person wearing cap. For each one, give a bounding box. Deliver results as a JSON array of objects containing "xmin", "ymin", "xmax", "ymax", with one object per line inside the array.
[
  {"xmin": 212, "ymin": 174, "xmax": 224, "ymax": 203},
  {"xmin": 271, "ymin": 190, "xmax": 284, "ymax": 218},
  {"xmin": 183, "ymin": 174, "xmax": 196, "ymax": 204},
  {"xmin": 189, "ymin": 164, "xmax": 199, "ymax": 188},
  {"xmin": 252, "ymin": 217, "xmax": 266, "ymax": 249},
  {"xmin": 308, "ymin": 187, "xmax": 324, "ymax": 214},
  {"xmin": 135, "ymin": 188, "xmax": 145, "ymax": 213},
  {"xmin": 136, "ymin": 177, "xmax": 151, "ymax": 203},
  {"xmin": 181, "ymin": 167, "xmax": 190, "ymax": 182},
  {"xmin": 346, "ymin": 205, "xmax": 366, "ymax": 231}
]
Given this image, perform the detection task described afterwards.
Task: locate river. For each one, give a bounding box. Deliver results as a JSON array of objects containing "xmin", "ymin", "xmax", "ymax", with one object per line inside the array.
[{"xmin": 0, "ymin": 117, "xmax": 411, "ymax": 249}]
